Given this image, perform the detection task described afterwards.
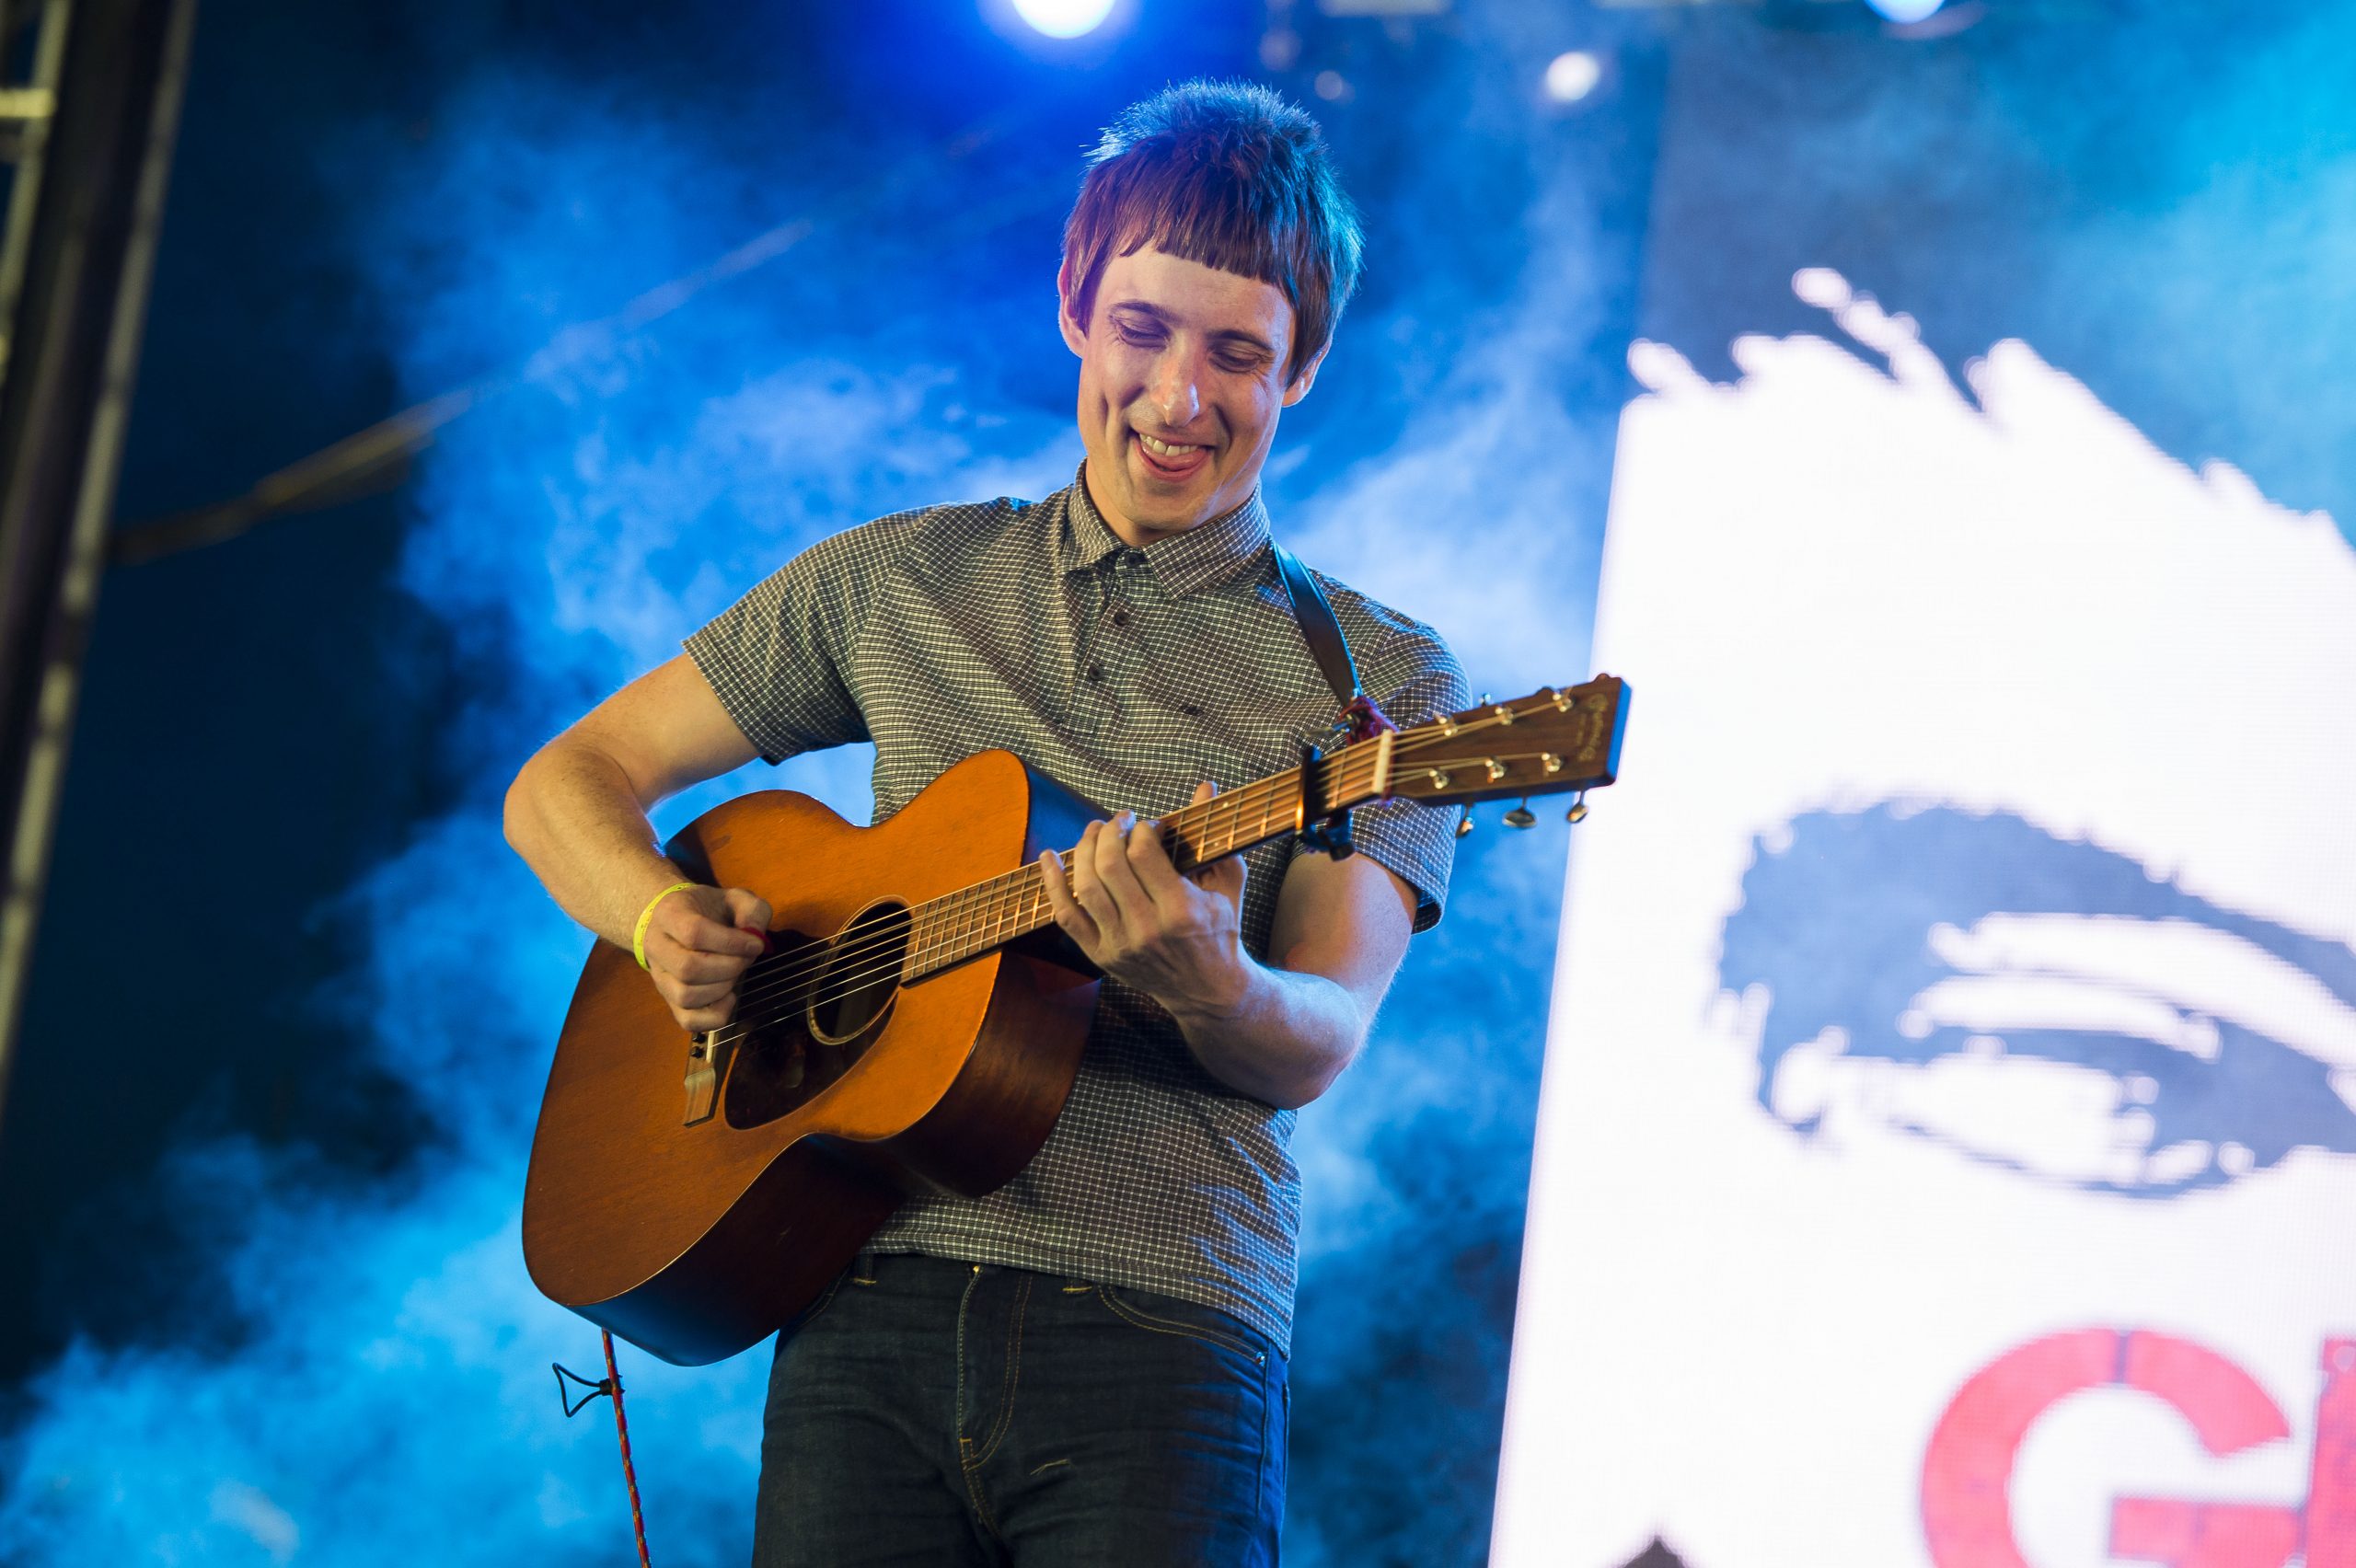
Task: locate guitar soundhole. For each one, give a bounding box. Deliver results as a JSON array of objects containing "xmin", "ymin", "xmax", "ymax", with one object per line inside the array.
[
  {"xmin": 722, "ymin": 901, "xmax": 910, "ymax": 1131},
  {"xmin": 809, "ymin": 900, "xmax": 910, "ymax": 1047}
]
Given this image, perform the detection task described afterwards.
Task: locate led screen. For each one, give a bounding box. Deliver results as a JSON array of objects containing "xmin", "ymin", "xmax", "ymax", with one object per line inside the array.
[{"xmin": 1491, "ymin": 271, "xmax": 2356, "ymax": 1568}]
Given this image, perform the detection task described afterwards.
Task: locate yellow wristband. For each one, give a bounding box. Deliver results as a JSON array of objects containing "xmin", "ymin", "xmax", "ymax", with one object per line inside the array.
[{"xmin": 632, "ymin": 881, "xmax": 699, "ymax": 970}]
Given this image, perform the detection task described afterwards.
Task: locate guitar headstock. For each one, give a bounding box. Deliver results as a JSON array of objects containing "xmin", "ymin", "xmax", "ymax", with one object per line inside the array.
[{"xmin": 1381, "ymin": 675, "xmax": 1631, "ymax": 808}]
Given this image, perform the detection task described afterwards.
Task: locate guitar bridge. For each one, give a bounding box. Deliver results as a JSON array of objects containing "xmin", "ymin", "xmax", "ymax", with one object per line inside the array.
[{"xmin": 684, "ymin": 1034, "xmax": 722, "ymax": 1126}]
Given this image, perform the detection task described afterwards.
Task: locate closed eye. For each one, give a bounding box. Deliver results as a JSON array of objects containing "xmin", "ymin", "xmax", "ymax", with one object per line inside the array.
[{"xmin": 1925, "ymin": 914, "xmax": 2356, "ymax": 1069}]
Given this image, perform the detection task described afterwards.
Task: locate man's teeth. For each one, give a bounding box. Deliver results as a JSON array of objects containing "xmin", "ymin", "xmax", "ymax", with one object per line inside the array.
[{"xmin": 1138, "ymin": 433, "xmax": 1203, "ymax": 458}]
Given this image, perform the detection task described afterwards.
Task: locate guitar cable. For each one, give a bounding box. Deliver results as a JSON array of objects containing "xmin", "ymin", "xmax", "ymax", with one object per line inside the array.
[
  {"xmin": 602, "ymin": 1330, "xmax": 655, "ymax": 1568},
  {"xmin": 551, "ymin": 1332, "xmax": 654, "ymax": 1567}
]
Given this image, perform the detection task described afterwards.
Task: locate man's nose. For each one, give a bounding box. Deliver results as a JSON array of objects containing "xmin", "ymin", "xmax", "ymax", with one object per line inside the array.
[{"xmin": 1149, "ymin": 348, "xmax": 1201, "ymax": 427}]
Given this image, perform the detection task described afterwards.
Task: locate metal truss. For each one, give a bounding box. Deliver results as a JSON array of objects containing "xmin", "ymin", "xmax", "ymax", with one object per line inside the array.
[{"xmin": 0, "ymin": 0, "xmax": 196, "ymax": 1123}]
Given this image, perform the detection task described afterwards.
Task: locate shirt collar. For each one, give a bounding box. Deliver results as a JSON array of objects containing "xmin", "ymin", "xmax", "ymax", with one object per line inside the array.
[{"xmin": 1059, "ymin": 462, "xmax": 1273, "ymax": 597}]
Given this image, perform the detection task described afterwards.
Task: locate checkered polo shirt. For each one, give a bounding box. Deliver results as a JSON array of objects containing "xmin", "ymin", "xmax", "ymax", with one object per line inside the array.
[{"xmin": 683, "ymin": 467, "xmax": 1467, "ymax": 1352}]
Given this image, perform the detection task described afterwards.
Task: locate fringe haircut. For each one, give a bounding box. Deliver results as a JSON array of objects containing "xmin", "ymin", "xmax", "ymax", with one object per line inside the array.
[{"xmin": 1062, "ymin": 80, "xmax": 1364, "ymax": 384}]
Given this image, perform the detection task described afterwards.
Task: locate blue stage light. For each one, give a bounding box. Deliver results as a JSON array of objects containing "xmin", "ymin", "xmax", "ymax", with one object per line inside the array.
[
  {"xmin": 1010, "ymin": 0, "xmax": 1117, "ymax": 38},
  {"xmin": 1865, "ymin": 0, "xmax": 1945, "ymax": 20}
]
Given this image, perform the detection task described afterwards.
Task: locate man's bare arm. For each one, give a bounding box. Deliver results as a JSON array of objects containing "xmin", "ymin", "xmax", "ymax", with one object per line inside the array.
[
  {"xmin": 503, "ymin": 654, "xmax": 772, "ymax": 1032},
  {"xmin": 1172, "ymin": 847, "xmax": 1415, "ymax": 1108},
  {"xmin": 1040, "ymin": 788, "xmax": 1416, "ymax": 1109}
]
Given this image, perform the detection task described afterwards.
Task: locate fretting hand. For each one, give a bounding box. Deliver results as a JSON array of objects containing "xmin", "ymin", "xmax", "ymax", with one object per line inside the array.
[{"xmin": 1039, "ymin": 781, "xmax": 1251, "ymax": 1019}]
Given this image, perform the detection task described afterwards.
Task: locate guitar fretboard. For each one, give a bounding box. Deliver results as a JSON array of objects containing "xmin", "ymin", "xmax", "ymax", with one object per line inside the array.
[{"xmin": 899, "ymin": 733, "xmax": 1395, "ymax": 982}]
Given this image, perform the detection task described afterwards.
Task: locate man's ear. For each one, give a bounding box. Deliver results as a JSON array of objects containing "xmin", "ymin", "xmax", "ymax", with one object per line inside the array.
[
  {"xmin": 1281, "ymin": 341, "xmax": 1331, "ymax": 408},
  {"xmin": 1056, "ymin": 258, "xmax": 1088, "ymax": 356}
]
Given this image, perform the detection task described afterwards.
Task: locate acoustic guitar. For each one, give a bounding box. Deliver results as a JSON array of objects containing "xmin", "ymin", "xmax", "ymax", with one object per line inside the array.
[{"xmin": 523, "ymin": 676, "xmax": 1631, "ymax": 1365}]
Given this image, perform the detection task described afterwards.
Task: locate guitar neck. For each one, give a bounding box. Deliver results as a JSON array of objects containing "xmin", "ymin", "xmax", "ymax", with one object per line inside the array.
[{"xmin": 901, "ymin": 732, "xmax": 1397, "ymax": 982}]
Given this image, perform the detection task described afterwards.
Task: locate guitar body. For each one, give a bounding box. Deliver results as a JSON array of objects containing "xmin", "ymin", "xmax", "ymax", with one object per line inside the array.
[
  {"xmin": 522, "ymin": 749, "xmax": 1102, "ymax": 1366},
  {"xmin": 519, "ymin": 675, "xmax": 1631, "ymax": 1367}
]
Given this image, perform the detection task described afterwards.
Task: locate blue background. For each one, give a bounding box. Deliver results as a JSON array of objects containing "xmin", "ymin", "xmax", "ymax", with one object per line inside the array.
[{"xmin": 2, "ymin": 1, "xmax": 2350, "ymax": 1562}]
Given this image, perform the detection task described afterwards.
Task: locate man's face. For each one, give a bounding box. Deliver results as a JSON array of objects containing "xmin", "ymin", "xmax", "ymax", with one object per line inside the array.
[{"xmin": 1058, "ymin": 244, "xmax": 1325, "ymax": 546}]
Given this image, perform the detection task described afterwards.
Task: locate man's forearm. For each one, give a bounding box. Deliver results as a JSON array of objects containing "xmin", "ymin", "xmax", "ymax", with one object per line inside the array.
[
  {"xmin": 503, "ymin": 739, "xmax": 692, "ymax": 949},
  {"xmin": 1163, "ymin": 959, "xmax": 1367, "ymax": 1111}
]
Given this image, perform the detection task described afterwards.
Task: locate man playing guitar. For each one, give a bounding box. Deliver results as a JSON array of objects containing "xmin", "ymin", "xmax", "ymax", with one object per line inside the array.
[{"xmin": 505, "ymin": 79, "xmax": 1467, "ymax": 1566}]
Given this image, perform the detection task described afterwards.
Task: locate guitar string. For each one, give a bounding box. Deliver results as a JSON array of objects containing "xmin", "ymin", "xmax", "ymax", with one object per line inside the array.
[
  {"xmin": 697, "ymin": 702, "xmax": 1575, "ymax": 1045},
  {"xmin": 695, "ymin": 695, "xmax": 1582, "ymax": 1043},
  {"xmin": 814, "ymin": 739, "xmax": 1367, "ymax": 1004},
  {"xmin": 706, "ymin": 759, "xmax": 1323, "ymax": 1016},
  {"xmin": 699, "ymin": 750, "xmax": 1370, "ymax": 1044},
  {"xmin": 697, "ymin": 749, "xmax": 1366, "ymax": 1049},
  {"xmin": 708, "ymin": 739, "xmax": 1372, "ymax": 1020},
  {"xmin": 699, "ymin": 755, "xmax": 1366, "ymax": 1041},
  {"xmin": 699, "ymin": 701, "xmax": 1565, "ymax": 1040}
]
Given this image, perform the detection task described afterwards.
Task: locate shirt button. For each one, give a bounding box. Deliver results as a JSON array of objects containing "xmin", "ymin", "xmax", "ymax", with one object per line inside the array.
[
  {"xmin": 1110, "ymin": 609, "xmax": 1131, "ymax": 628},
  {"xmin": 1086, "ymin": 663, "xmax": 1105, "ymax": 683}
]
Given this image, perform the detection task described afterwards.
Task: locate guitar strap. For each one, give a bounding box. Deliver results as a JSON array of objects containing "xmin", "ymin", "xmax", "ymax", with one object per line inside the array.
[
  {"xmin": 1269, "ymin": 541, "xmax": 1392, "ymax": 859},
  {"xmin": 1269, "ymin": 540, "xmax": 1362, "ymax": 714}
]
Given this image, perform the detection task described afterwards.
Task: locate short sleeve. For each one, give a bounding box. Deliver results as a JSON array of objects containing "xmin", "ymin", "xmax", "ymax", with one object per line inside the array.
[
  {"xmin": 683, "ymin": 517, "xmax": 909, "ymax": 764},
  {"xmin": 1295, "ymin": 624, "xmax": 1470, "ymax": 933}
]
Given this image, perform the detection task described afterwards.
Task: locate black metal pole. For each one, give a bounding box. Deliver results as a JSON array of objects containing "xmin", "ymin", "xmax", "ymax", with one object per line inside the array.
[{"xmin": 0, "ymin": 0, "xmax": 196, "ymax": 1125}]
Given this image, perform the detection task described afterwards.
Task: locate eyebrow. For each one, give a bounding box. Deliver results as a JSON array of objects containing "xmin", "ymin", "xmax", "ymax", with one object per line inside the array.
[{"xmin": 1107, "ymin": 301, "xmax": 1277, "ymax": 358}]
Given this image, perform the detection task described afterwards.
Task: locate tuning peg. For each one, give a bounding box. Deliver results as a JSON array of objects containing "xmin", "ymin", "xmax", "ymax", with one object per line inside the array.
[
  {"xmin": 1565, "ymin": 790, "xmax": 1589, "ymax": 824},
  {"xmin": 1503, "ymin": 799, "xmax": 1537, "ymax": 830},
  {"xmin": 1455, "ymin": 812, "xmax": 1475, "ymax": 839}
]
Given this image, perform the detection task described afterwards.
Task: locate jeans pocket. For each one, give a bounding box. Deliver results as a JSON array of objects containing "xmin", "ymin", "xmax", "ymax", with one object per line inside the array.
[{"xmin": 1092, "ymin": 1283, "xmax": 1270, "ymax": 1366}]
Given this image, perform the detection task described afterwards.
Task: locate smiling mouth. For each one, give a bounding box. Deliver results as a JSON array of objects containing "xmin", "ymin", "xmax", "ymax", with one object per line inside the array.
[{"xmin": 1133, "ymin": 430, "xmax": 1211, "ymax": 479}]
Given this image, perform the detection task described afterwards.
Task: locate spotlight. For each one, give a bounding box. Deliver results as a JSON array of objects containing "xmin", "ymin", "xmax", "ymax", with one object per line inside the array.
[
  {"xmin": 1865, "ymin": 0, "xmax": 1944, "ymax": 20},
  {"xmin": 1010, "ymin": 0, "xmax": 1116, "ymax": 38},
  {"xmin": 1542, "ymin": 51, "xmax": 1601, "ymax": 105}
]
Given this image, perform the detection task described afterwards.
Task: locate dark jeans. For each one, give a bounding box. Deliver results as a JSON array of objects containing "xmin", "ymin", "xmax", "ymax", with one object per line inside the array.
[{"xmin": 751, "ymin": 1252, "xmax": 1288, "ymax": 1566}]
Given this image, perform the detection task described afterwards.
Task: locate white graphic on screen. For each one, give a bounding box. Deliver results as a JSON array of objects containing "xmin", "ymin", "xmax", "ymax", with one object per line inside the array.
[{"xmin": 1491, "ymin": 270, "xmax": 2356, "ymax": 1568}]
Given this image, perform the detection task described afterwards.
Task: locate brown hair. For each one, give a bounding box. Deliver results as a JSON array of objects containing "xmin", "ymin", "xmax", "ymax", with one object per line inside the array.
[{"xmin": 1061, "ymin": 80, "xmax": 1364, "ymax": 384}]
